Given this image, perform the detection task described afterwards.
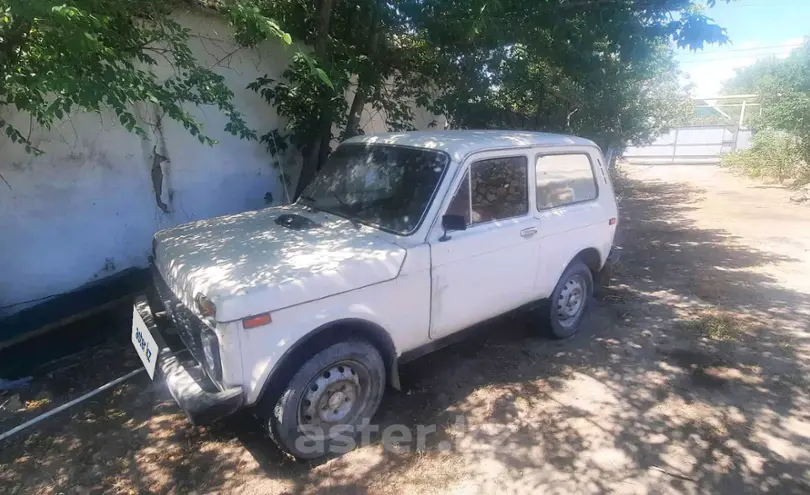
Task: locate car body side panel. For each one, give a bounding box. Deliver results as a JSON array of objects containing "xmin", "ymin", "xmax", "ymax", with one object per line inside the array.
[
  {"xmin": 532, "ymin": 146, "xmax": 617, "ymax": 297},
  {"xmin": 533, "ymin": 219, "xmax": 614, "ymax": 298},
  {"xmin": 237, "ymin": 244, "xmax": 432, "ymax": 405}
]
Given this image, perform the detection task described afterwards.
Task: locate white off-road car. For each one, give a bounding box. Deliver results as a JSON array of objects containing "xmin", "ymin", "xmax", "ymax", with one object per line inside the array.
[{"xmin": 132, "ymin": 130, "xmax": 618, "ymax": 458}]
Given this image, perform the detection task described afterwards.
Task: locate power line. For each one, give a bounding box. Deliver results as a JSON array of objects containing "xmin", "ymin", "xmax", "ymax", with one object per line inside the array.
[
  {"xmin": 709, "ymin": 0, "xmax": 810, "ymax": 8},
  {"xmin": 679, "ymin": 46, "xmax": 805, "ymax": 64},
  {"xmin": 685, "ymin": 43, "xmax": 805, "ymax": 57},
  {"xmin": 679, "ymin": 53, "xmax": 799, "ymax": 64},
  {"xmin": 477, "ymin": 0, "xmax": 805, "ymax": 11}
]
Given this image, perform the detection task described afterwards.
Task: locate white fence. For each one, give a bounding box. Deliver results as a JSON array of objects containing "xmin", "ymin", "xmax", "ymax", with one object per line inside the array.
[{"xmin": 623, "ymin": 125, "xmax": 753, "ymax": 164}]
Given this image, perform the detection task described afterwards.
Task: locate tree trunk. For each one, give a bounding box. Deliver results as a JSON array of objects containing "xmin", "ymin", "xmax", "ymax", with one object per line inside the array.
[
  {"xmin": 345, "ymin": 89, "xmax": 367, "ymax": 140},
  {"xmin": 344, "ymin": 0, "xmax": 382, "ymax": 140},
  {"xmin": 313, "ymin": 0, "xmax": 333, "ymax": 58},
  {"xmin": 294, "ymin": 0, "xmax": 335, "ymax": 199}
]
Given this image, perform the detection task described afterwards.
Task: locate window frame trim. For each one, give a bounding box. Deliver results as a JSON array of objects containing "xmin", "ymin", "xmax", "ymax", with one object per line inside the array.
[
  {"xmin": 533, "ymin": 151, "xmax": 600, "ymax": 212},
  {"xmin": 447, "ymin": 154, "xmax": 531, "ymax": 228}
]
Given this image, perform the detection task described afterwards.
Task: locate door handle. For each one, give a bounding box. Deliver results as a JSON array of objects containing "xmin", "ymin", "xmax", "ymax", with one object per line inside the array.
[{"xmin": 520, "ymin": 227, "xmax": 538, "ymax": 238}]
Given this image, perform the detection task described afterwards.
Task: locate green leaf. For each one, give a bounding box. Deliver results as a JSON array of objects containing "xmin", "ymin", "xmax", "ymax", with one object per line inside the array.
[
  {"xmin": 314, "ymin": 68, "xmax": 333, "ymax": 90},
  {"xmin": 2, "ymin": 0, "xmax": 736, "ymax": 158}
]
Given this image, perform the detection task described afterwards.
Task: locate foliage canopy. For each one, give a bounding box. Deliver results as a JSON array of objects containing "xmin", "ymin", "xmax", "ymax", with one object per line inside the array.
[
  {"xmin": 723, "ymin": 41, "xmax": 810, "ymax": 163},
  {"xmin": 720, "ymin": 40, "xmax": 810, "ymax": 183},
  {"xmin": 2, "ymin": 0, "xmax": 730, "ymax": 186},
  {"xmin": 231, "ymin": 0, "xmax": 731, "ymax": 195},
  {"xmin": 0, "ymin": 0, "xmax": 281, "ymax": 153}
]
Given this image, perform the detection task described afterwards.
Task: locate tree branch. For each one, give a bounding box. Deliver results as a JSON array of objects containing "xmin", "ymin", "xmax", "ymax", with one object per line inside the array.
[{"xmin": 0, "ymin": 172, "xmax": 11, "ymax": 191}]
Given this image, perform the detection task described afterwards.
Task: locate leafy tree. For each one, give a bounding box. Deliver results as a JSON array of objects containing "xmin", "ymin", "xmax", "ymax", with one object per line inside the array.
[
  {"xmin": 235, "ymin": 0, "xmax": 440, "ymax": 197},
  {"xmin": 234, "ymin": 0, "xmax": 731, "ymax": 197},
  {"xmin": 0, "ymin": 0, "xmax": 294, "ymax": 153},
  {"xmin": 722, "ymin": 40, "xmax": 810, "ymax": 163},
  {"xmin": 2, "ymin": 0, "xmax": 731, "ymax": 199},
  {"xmin": 723, "ymin": 55, "xmax": 786, "ymax": 96},
  {"xmin": 405, "ymin": 0, "xmax": 730, "ymax": 150}
]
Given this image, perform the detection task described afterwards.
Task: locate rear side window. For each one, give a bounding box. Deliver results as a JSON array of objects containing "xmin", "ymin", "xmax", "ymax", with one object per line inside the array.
[
  {"xmin": 535, "ymin": 154, "xmax": 598, "ymax": 209},
  {"xmin": 447, "ymin": 156, "xmax": 529, "ymax": 225}
]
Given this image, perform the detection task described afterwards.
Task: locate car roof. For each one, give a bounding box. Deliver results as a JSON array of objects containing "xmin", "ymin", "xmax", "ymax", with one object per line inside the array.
[{"xmin": 343, "ymin": 130, "xmax": 598, "ymax": 162}]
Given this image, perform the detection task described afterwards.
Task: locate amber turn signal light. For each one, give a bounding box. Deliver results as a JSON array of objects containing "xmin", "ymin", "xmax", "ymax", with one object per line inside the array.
[{"xmin": 242, "ymin": 313, "xmax": 272, "ymax": 329}]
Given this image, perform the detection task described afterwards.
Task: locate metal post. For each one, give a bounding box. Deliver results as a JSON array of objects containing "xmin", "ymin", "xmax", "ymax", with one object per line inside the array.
[
  {"xmin": 672, "ymin": 128, "xmax": 679, "ymax": 164},
  {"xmin": 738, "ymin": 99, "xmax": 747, "ymax": 128}
]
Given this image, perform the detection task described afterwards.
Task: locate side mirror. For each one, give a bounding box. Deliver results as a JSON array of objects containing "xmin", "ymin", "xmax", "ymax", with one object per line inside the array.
[
  {"xmin": 442, "ymin": 214, "xmax": 467, "ymax": 232},
  {"xmin": 440, "ymin": 214, "xmax": 466, "ymax": 241}
]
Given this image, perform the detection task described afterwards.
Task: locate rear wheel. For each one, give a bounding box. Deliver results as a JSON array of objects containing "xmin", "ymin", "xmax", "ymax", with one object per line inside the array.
[
  {"xmin": 543, "ymin": 260, "xmax": 593, "ymax": 339},
  {"xmin": 262, "ymin": 340, "xmax": 386, "ymax": 459}
]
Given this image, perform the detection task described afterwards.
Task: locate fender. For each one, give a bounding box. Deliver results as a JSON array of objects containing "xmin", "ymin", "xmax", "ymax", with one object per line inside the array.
[{"xmin": 253, "ymin": 318, "xmax": 400, "ymax": 409}]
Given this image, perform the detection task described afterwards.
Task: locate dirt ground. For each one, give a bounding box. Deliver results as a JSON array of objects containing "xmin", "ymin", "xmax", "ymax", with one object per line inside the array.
[{"xmin": 2, "ymin": 163, "xmax": 810, "ymax": 494}]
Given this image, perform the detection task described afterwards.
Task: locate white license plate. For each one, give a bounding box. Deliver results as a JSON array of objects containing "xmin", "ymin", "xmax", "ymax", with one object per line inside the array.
[{"xmin": 132, "ymin": 305, "xmax": 161, "ymax": 379}]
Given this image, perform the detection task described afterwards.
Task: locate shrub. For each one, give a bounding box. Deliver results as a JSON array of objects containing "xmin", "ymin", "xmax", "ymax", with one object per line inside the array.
[{"xmin": 721, "ymin": 130, "xmax": 810, "ymax": 184}]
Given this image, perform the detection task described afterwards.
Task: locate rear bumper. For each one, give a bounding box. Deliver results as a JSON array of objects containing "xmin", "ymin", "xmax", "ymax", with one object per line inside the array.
[
  {"xmin": 595, "ymin": 246, "xmax": 621, "ymax": 288},
  {"xmin": 134, "ymin": 296, "xmax": 243, "ymax": 425}
]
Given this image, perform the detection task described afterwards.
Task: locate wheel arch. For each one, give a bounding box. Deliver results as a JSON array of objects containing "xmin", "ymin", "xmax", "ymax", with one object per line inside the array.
[
  {"xmin": 574, "ymin": 247, "xmax": 602, "ymax": 275},
  {"xmin": 253, "ymin": 318, "xmax": 400, "ymax": 410}
]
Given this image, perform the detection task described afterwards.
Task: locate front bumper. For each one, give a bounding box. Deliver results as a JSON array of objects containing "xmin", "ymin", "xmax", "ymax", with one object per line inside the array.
[{"xmin": 134, "ymin": 296, "xmax": 243, "ymax": 424}]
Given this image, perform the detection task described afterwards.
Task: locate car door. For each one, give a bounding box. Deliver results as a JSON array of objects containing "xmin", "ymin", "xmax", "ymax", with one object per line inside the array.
[
  {"xmin": 428, "ymin": 150, "xmax": 541, "ymax": 339},
  {"xmin": 532, "ymin": 147, "xmax": 613, "ymax": 298}
]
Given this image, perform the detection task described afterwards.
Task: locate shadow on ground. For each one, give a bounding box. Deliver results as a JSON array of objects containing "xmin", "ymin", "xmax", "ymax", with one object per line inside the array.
[{"xmin": 2, "ymin": 169, "xmax": 809, "ymax": 494}]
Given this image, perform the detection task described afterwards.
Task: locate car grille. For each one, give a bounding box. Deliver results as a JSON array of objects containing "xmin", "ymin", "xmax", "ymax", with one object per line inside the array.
[{"xmin": 151, "ymin": 266, "xmax": 223, "ymax": 385}]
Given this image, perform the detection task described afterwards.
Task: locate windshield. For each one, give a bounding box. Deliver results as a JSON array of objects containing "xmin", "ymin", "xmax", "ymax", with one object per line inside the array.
[{"xmin": 300, "ymin": 143, "xmax": 449, "ymax": 235}]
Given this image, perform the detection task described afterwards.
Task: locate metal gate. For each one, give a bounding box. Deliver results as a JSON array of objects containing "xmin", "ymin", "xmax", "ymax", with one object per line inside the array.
[{"xmin": 623, "ymin": 125, "xmax": 752, "ymax": 164}]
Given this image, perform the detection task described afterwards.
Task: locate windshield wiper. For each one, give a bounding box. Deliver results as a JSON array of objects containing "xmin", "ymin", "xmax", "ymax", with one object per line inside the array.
[
  {"xmin": 332, "ymin": 192, "xmax": 362, "ymax": 229},
  {"xmin": 298, "ymin": 194, "xmax": 322, "ymax": 211}
]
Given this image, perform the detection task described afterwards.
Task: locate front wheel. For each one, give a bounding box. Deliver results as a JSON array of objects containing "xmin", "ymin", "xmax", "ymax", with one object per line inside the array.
[
  {"xmin": 543, "ymin": 260, "xmax": 593, "ymax": 339},
  {"xmin": 263, "ymin": 340, "xmax": 386, "ymax": 460}
]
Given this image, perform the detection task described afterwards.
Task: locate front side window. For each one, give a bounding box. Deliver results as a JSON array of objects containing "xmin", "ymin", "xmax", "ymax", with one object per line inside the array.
[
  {"xmin": 535, "ymin": 154, "xmax": 597, "ymax": 209},
  {"xmin": 446, "ymin": 156, "xmax": 529, "ymax": 225},
  {"xmin": 301, "ymin": 144, "xmax": 448, "ymax": 235}
]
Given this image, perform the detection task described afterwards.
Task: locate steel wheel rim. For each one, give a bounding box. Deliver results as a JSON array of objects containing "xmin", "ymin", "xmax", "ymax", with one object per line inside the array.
[
  {"xmin": 556, "ymin": 274, "xmax": 586, "ymax": 328},
  {"xmin": 297, "ymin": 360, "xmax": 371, "ymax": 441}
]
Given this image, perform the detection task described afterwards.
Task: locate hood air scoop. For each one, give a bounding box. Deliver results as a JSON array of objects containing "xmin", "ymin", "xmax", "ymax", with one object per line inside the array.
[{"xmin": 274, "ymin": 213, "xmax": 320, "ymax": 231}]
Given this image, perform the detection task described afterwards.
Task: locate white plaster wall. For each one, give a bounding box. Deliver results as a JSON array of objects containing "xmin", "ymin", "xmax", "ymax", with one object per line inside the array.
[
  {"xmin": 0, "ymin": 109, "xmax": 159, "ymax": 316},
  {"xmin": 348, "ymin": 83, "xmax": 447, "ymax": 136},
  {"xmin": 0, "ymin": 8, "xmax": 441, "ymax": 316}
]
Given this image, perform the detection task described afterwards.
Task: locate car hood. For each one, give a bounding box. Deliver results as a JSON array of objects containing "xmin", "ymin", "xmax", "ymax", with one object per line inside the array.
[{"xmin": 153, "ymin": 204, "xmax": 406, "ymax": 322}]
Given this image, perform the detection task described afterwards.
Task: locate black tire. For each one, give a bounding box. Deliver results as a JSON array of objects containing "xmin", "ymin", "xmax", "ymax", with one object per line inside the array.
[
  {"xmin": 263, "ymin": 340, "xmax": 385, "ymax": 460},
  {"xmin": 543, "ymin": 260, "xmax": 593, "ymax": 339}
]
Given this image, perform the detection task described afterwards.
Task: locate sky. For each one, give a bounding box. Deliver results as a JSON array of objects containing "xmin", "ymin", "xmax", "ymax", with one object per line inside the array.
[{"xmin": 675, "ymin": 0, "xmax": 810, "ymax": 97}]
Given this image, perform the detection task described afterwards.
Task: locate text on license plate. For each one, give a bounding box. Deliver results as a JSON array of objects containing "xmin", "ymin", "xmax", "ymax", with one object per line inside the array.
[{"xmin": 131, "ymin": 305, "xmax": 160, "ymax": 379}]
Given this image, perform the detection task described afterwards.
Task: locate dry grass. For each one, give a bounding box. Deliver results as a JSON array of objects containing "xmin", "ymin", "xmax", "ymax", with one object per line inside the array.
[{"xmin": 679, "ymin": 310, "xmax": 749, "ymax": 341}]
